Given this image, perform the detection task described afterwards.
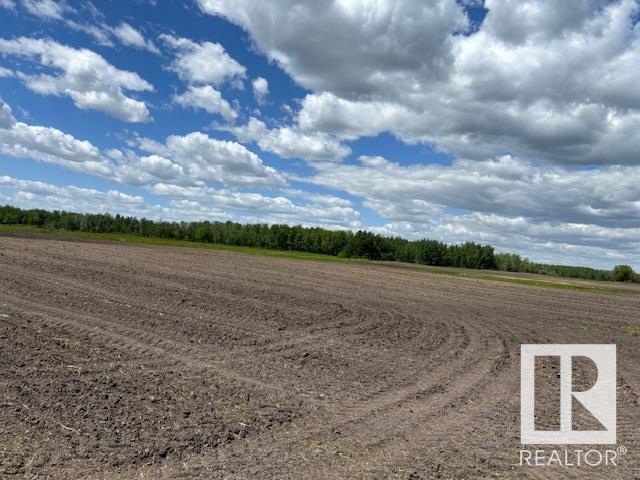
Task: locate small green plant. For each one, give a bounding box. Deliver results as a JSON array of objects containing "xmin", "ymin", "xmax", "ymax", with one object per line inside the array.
[
  {"xmin": 335, "ymin": 450, "xmax": 353, "ymax": 459},
  {"xmin": 66, "ymin": 365, "xmax": 83, "ymax": 375},
  {"xmin": 309, "ymin": 442, "xmax": 325, "ymax": 453}
]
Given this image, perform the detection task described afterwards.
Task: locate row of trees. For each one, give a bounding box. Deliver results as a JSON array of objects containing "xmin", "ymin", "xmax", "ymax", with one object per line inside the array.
[
  {"xmin": 495, "ymin": 253, "xmax": 638, "ymax": 283},
  {"xmin": 1, "ymin": 205, "xmax": 636, "ymax": 281},
  {"xmin": 0, "ymin": 205, "xmax": 497, "ymax": 269}
]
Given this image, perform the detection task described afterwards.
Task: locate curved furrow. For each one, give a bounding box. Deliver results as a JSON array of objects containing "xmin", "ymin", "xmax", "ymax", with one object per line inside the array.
[
  {"xmin": 0, "ymin": 264, "xmax": 355, "ymax": 350},
  {"xmin": 0, "ymin": 294, "xmax": 293, "ymax": 398}
]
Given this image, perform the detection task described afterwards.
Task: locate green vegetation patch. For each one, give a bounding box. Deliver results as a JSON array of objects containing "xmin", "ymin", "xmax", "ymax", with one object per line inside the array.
[{"xmin": 624, "ymin": 325, "xmax": 640, "ymax": 336}]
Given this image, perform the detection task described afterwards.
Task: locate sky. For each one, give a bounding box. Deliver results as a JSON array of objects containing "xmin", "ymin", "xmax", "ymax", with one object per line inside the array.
[{"xmin": 0, "ymin": 0, "xmax": 639, "ymax": 269}]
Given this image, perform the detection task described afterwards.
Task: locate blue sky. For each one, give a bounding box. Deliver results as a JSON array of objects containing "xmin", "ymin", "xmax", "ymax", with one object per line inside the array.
[{"xmin": 1, "ymin": 0, "xmax": 639, "ymax": 269}]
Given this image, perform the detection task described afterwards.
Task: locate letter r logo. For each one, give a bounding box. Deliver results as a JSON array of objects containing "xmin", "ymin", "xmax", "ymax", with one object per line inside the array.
[{"xmin": 521, "ymin": 344, "xmax": 616, "ymax": 445}]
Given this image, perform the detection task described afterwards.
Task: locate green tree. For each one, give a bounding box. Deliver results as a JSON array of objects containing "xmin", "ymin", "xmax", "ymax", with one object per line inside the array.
[{"xmin": 612, "ymin": 265, "xmax": 635, "ymax": 282}]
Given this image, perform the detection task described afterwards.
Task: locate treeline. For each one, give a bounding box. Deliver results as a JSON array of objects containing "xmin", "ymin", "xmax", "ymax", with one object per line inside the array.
[
  {"xmin": 0, "ymin": 205, "xmax": 636, "ymax": 281},
  {"xmin": 495, "ymin": 253, "xmax": 639, "ymax": 282},
  {"xmin": 0, "ymin": 205, "xmax": 497, "ymax": 268}
]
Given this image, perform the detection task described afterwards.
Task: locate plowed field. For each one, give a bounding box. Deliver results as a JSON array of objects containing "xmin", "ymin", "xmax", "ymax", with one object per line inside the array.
[{"xmin": 1, "ymin": 233, "xmax": 639, "ymax": 479}]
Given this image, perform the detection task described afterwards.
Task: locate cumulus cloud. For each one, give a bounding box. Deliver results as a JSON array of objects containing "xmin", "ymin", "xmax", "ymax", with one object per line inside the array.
[
  {"xmin": 225, "ymin": 117, "xmax": 351, "ymax": 162},
  {"xmin": 0, "ymin": 175, "xmax": 240, "ymax": 222},
  {"xmin": 198, "ymin": 0, "xmax": 468, "ymax": 98},
  {"xmin": 112, "ymin": 152, "xmax": 185, "ymax": 186},
  {"xmin": 173, "ymin": 85, "xmax": 237, "ymax": 122},
  {"xmin": 297, "ymin": 92, "xmax": 413, "ymax": 141},
  {"xmin": 149, "ymin": 183, "xmax": 361, "ymax": 228},
  {"xmin": 481, "ymin": 0, "xmax": 607, "ymax": 44},
  {"xmin": 0, "ymin": 175, "xmax": 148, "ymax": 214},
  {"xmin": 306, "ymin": 155, "xmax": 640, "ymax": 229},
  {"xmin": 0, "ymin": 99, "xmax": 112, "ymax": 175},
  {"xmin": 127, "ymin": 131, "xmax": 286, "ymax": 187},
  {"xmin": 0, "ymin": 123, "xmax": 111, "ymax": 175},
  {"xmin": 0, "ymin": 37, "xmax": 153, "ymax": 122},
  {"xmin": 0, "ymin": 99, "xmax": 283, "ymax": 189},
  {"xmin": 160, "ymin": 34, "xmax": 246, "ymax": 86},
  {"xmin": 200, "ymin": 0, "xmax": 640, "ymax": 167},
  {"xmin": 159, "ymin": 35, "xmax": 243, "ymax": 122},
  {"xmin": 0, "ymin": 174, "xmax": 361, "ymax": 230},
  {"xmin": 110, "ymin": 22, "xmax": 159, "ymax": 54},
  {"xmin": 252, "ymin": 77, "xmax": 268, "ymax": 104}
]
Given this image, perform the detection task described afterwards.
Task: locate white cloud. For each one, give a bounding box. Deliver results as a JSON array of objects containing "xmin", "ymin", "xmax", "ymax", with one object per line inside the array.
[
  {"xmin": 64, "ymin": 19, "xmax": 114, "ymax": 46},
  {"xmin": 0, "ymin": 99, "xmax": 15, "ymax": 128},
  {"xmin": 130, "ymin": 131, "xmax": 286, "ymax": 187},
  {"xmin": 226, "ymin": 117, "xmax": 351, "ymax": 162},
  {"xmin": 0, "ymin": 37, "xmax": 153, "ymax": 122},
  {"xmin": 0, "ymin": 176, "xmax": 238, "ymax": 223},
  {"xmin": 198, "ymin": 0, "xmax": 468, "ymax": 98},
  {"xmin": 306, "ymin": 155, "xmax": 640, "ymax": 229},
  {"xmin": 149, "ymin": 183, "xmax": 361, "ymax": 228},
  {"xmin": 0, "ymin": 66, "xmax": 14, "ymax": 78},
  {"xmin": 298, "ymin": 92, "xmax": 414, "ymax": 141},
  {"xmin": 0, "ymin": 175, "xmax": 158, "ymax": 217},
  {"xmin": 113, "ymin": 153, "xmax": 185, "ymax": 186},
  {"xmin": 200, "ymin": 0, "xmax": 640, "ymax": 167},
  {"xmin": 0, "ymin": 174, "xmax": 361, "ymax": 230},
  {"xmin": 0, "ymin": 123, "xmax": 109, "ymax": 175},
  {"xmin": 21, "ymin": 0, "xmax": 70, "ymax": 20},
  {"xmin": 298, "ymin": 92, "xmax": 640, "ymax": 167},
  {"xmin": 252, "ymin": 77, "xmax": 268, "ymax": 104},
  {"xmin": 110, "ymin": 22, "xmax": 159, "ymax": 54},
  {"xmin": 0, "ymin": 99, "xmax": 282, "ymax": 189},
  {"xmin": 4, "ymin": 2, "xmax": 159, "ymax": 52},
  {"xmin": 0, "ymin": 0, "xmax": 16, "ymax": 10},
  {"xmin": 160, "ymin": 34, "xmax": 246, "ymax": 86},
  {"xmin": 481, "ymin": 0, "xmax": 606, "ymax": 44},
  {"xmin": 0, "ymin": 99, "xmax": 112, "ymax": 175},
  {"xmin": 173, "ymin": 85, "xmax": 237, "ymax": 122}
]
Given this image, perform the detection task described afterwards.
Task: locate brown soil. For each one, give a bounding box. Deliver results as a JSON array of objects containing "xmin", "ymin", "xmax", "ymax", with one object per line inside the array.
[{"xmin": 0, "ymin": 233, "xmax": 639, "ymax": 479}]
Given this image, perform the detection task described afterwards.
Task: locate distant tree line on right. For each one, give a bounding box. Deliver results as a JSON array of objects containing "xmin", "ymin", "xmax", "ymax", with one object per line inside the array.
[
  {"xmin": 495, "ymin": 253, "xmax": 638, "ymax": 283},
  {"xmin": 0, "ymin": 204, "xmax": 636, "ymax": 282}
]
